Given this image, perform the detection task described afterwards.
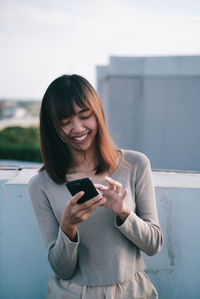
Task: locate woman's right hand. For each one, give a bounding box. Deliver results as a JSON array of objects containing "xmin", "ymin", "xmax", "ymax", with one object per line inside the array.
[{"xmin": 60, "ymin": 191, "xmax": 106, "ymax": 241}]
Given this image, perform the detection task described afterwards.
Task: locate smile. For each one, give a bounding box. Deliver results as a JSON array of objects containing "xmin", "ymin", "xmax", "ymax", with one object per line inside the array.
[{"xmin": 72, "ymin": 133, "xmax": 90, "ymax": 143}]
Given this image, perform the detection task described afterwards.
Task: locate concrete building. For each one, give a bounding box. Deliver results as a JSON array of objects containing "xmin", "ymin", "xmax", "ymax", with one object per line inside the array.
[{"xmin": 96, "ymin": 56, "xmax": 200, "ymax": 171}]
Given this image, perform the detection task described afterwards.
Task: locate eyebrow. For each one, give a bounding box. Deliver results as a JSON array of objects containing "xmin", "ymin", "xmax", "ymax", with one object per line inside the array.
[{"xmin": 61, "ymin": 108, "xmax": 90, "ymax": 122}]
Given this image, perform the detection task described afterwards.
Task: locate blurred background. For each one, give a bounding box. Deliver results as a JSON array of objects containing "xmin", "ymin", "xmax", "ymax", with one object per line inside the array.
[{"xmin": 1, "ymin": 0, "xmax": 200, "ymax": 170}]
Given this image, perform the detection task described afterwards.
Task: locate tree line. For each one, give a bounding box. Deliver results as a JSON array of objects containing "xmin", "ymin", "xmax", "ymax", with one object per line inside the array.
[{"xmin": 0, "ymin": 126, "xmax": 42, "ymax": 162}]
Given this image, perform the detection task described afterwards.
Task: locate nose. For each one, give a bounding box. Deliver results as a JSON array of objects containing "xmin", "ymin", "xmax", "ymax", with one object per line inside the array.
[{"xmin": 71, "ymin": 118, "xmax": 85, "ymax": 132}]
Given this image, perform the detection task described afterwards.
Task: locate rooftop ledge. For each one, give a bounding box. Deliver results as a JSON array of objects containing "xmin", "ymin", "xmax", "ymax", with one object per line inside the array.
[{"xmin": 0, "ymin": 167, "xmax": 200, "ymax": 188}]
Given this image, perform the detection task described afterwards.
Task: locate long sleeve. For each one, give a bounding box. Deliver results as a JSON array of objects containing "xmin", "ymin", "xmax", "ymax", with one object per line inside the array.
[
  {"xmin": 28, "ymin": 176, "xmax": 79, "ymax": 280},
  {"xmin": 27, "ymin": 151, "xmax": 163, "ymax": 287},
  {"xmin": 115, "ymin": 155, "xmax": 163, "ymax": 256}
]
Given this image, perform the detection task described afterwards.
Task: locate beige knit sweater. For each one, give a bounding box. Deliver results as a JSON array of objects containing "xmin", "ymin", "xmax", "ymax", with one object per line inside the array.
[{"xmin": 28, "ymin": 149, "xmax": 163, "ymax": 286}]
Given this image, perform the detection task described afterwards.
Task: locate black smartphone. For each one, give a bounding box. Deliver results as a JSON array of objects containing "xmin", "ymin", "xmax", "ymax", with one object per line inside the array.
[{"xmin": 66, "ymin": 177, "xmax": 99, "ymax": 204}]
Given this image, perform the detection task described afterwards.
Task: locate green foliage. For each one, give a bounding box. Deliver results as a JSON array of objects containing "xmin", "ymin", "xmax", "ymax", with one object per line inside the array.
[{"xmin": 0, "ymin": 126, "xmax": 42, "ymax": 162}]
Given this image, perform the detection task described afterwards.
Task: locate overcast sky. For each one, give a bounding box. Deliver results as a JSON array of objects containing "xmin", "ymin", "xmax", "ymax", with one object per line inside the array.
[{"xmin": 1, "ymin": 0, "xmax": 200, "ymax": 99}]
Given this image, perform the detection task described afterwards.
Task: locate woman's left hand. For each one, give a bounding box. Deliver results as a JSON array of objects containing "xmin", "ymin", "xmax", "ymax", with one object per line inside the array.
[{"xmin": 95, "ymin": 176, "xmax": 130, "ymax": 221}]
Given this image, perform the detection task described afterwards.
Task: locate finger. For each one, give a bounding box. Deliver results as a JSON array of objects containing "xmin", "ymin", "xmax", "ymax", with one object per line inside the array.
[
  {"xmin": 88, "ymin": 196, "xmax": 107, "ymax": 210},
  {"xmin": 94, "ymin": 183, "xmax": 108, "ymax": 192},
  {"xmin": 81, "ymin": 193, "xmax": 103, "ymax": 209},
  {"xmin": 104, "ymin": 176, "xmax": 116, "ymax": 190},
  {"xmin": 115, "ymin": 182, "xmax": 122, "ymax": 193},
  {"xmin": 121, "ymin": 188, "xmax": 128, "ymax": 200},
  {"xmin": 78, "ymin": 197, "xmax": 107, "ymax": 217},
  {"xmin": 70, "ymin": 191, "xmax": 85, "ymax": 205},
  {"xmin": 105, "ymin": 176, "xmax": 122, "ymax": 193},
  {"xmin": 104, "ymin": 176, "xmax": 115, "ymax": 184}
]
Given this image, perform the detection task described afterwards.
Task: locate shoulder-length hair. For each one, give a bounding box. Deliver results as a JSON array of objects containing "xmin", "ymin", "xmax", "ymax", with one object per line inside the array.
[{"xmin": 39, "ymin": 74, "xmax": 118, "ymax": 184}]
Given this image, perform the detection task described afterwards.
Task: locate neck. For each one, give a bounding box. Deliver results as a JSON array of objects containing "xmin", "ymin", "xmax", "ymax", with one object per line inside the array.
[{"xmin": 70, "ymin": 147, "xmax": 98, "ymax": 174}]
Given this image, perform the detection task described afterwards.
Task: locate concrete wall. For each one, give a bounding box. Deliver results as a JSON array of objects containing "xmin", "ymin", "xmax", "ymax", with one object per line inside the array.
[
  {"xmin": 0, "ymin": 169, "xmax": 53, "ymax": 299},
  {"xmin": 0, "ymin": 168, "xmax": 200, "ymax": 299},
  {"xmin": 97, "ymin": 56, "xmax": 200, "ymax": 171}
]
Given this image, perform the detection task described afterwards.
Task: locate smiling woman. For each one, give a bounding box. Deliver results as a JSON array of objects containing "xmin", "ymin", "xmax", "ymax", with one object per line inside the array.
[
  {"xmin": 39, "ymin": 74, "xmax": 118, "ymax": 184},
  {"xmin": 28, "ymin": 74, "xmax": 163, "ymax": 299}
]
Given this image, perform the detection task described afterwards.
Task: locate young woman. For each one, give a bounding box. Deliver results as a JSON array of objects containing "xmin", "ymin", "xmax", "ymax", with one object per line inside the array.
[{"xmin": 28, "ymin": 74, "xmax": 163, "ymax": 299}]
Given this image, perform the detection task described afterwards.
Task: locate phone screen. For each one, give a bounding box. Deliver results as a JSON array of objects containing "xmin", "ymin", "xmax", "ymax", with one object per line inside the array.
[{"xmin": 66, "ymin": 178, "xmax": 98, "ymax": 204}]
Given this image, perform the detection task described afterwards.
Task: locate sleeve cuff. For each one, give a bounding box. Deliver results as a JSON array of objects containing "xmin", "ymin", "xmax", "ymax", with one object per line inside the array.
[
  {"xmin": 58, "ymin": 227, "xmax": 80, "ymax": 248},
  {"xmin": 115, "ymin": 210, "xmax": 137, "ymax": 232}
]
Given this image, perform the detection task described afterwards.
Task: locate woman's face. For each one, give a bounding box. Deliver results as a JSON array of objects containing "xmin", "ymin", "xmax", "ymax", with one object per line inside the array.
[{"xmin": 60, "ymin": 103, "xmax": 98, "ymax": 154}]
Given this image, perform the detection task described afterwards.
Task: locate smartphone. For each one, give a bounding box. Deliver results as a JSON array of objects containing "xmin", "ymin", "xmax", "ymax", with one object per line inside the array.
[{"xmin": 66, "ymin": 177, "xmax": 99, "ymax": 204}]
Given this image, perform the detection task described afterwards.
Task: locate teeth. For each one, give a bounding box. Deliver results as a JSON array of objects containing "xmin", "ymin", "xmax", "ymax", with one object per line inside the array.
[{"xmin": 74, "ymin": 134, "xmax": 88, "ymax": 141}]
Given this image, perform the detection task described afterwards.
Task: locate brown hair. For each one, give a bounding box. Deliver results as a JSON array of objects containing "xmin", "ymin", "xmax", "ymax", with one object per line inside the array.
[{"xmin": 39, "ymin": 74, "xmax": 118, "ymax": 184}]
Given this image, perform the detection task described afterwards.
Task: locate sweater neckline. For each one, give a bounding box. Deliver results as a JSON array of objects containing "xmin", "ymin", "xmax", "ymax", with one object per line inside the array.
[{"xmin": 43, "ymin": 149, "xmax": 125, "ymax": 186}]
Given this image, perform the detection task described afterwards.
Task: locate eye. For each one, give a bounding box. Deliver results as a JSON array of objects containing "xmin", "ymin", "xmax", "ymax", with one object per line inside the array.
[
  {"xmin": 79, "ymin": 112, "xmax": 92, "ymax": 120},
  {"xmin": 61, "ymin": 119, "xmax": 71, "ymax": 126},
  {"xmin": 80, "ymin": 114, "xmax": 91, "ymax": 120}
]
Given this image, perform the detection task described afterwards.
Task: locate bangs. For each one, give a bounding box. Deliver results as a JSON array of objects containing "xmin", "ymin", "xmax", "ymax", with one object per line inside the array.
[{"xmin": 54, "ymin": 81, "xmax": 91, "ymax": 122}]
